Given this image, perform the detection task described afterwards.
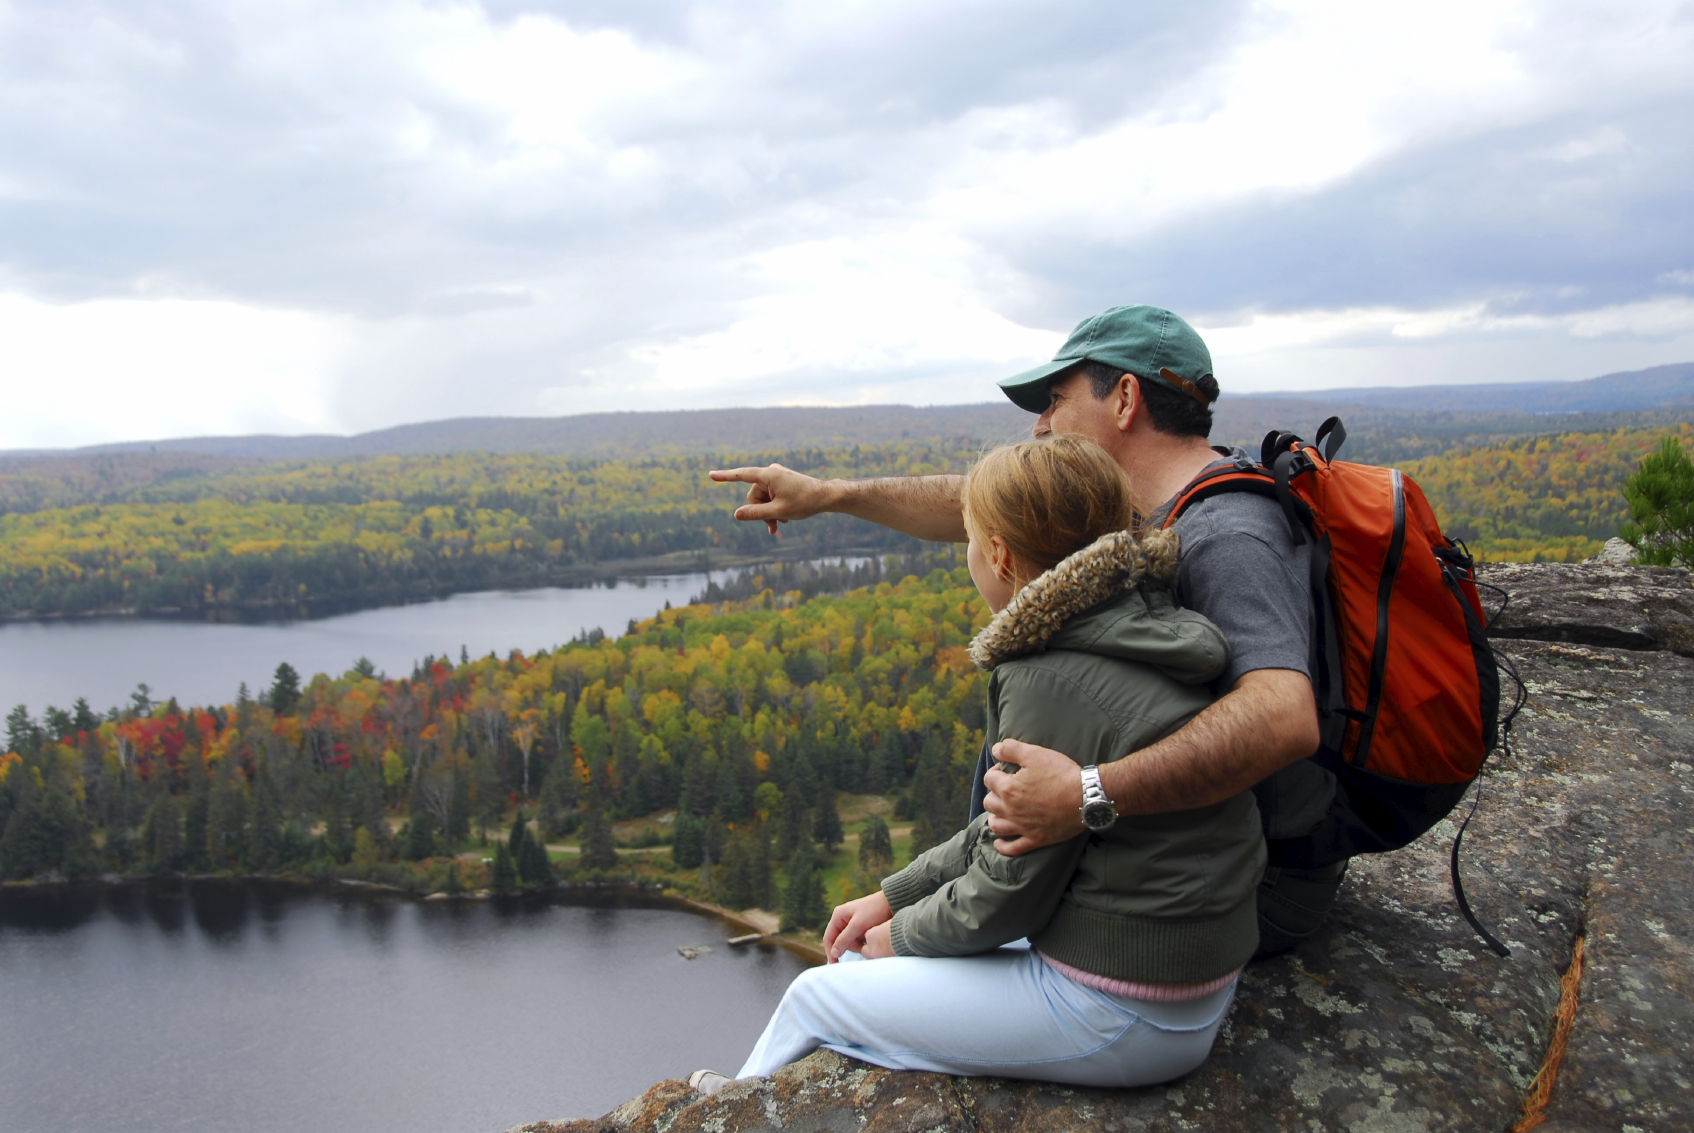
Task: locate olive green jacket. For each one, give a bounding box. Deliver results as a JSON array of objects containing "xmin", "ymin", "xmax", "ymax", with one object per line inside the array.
[{"xmin": 881, "ymin": 530, "xmax": 1266, "ymax": 983}]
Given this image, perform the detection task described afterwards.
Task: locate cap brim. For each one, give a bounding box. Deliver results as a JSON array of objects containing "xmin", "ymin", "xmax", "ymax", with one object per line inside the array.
[{"xmin": 996, "ymin": 357, "xmax": 1076, "ymax": 414}]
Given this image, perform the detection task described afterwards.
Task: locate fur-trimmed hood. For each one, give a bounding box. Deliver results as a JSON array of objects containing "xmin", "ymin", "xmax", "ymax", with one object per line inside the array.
[{"xmin": 968, "ymin": 528, "xmax": 1227, "ymax": 685}]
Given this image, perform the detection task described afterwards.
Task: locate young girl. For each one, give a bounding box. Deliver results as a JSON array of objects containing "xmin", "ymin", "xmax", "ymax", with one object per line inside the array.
[{"xmin": 703, "ymin": 437, "xmax": 1265, "ymax": 1091}]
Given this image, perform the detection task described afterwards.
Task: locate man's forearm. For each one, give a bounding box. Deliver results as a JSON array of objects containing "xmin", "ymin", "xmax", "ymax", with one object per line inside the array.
[
  {"xmin": 829, "ymin": 475, "xmax": 967, "ymax": 543},
  {"xmin": 1097, "ymin": 669, "xmax": 1319, "ymax": 815}
]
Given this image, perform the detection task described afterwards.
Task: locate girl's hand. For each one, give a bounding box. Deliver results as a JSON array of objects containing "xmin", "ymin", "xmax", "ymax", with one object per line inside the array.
[
  {"xmin": 860, "ymin": 921, "xmax": 895, "ymax": 959},
  {"xmin": 822, "ymin": 891, "xmax": 892, "ymax": 962}
]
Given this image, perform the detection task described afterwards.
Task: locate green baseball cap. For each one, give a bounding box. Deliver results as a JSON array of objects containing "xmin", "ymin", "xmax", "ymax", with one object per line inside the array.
[{"xmin": 997, "ymin": 305, "xmax": 1215, "ymax": 414}]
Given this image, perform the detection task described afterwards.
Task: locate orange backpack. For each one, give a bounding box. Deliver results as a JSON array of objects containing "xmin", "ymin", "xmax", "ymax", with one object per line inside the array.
[{"xmin": 1165, "ymin": 418, "xmax": 1514, "ymax": 954}]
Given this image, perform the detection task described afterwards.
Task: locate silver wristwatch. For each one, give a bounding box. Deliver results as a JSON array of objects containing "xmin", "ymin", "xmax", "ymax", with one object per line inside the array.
[{"xmin": 1079, "ymin": 765, "xmax": 1117, "ymax": 832}]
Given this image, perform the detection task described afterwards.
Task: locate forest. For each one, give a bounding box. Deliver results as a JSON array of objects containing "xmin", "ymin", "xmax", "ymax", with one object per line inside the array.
[
  {"xmin": 0, "ymin": 547, "xmax": 988, "ymax": 928},
  {"xmin": 0, "ymin": 445, "xmax": 980, "ymax": 619},
  {"xmin": 3, "ymin": 424, "xmax": 1685, "ymax": 619},
  {"xmin": 4, "ymin": 421, "xmax": 1689, "ymax": 926}
]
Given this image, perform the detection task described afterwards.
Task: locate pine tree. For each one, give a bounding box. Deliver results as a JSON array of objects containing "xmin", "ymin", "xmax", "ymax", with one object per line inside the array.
[
  {"xmin": 671, "ymin": 807, "xmax": 704, "ymax": 868},
  {"xmin": 323, "ymin": 790, "xmax": 353, "ymax": 863},
  {"xmin": 245, "ymin": 761, "xmax": 283, "ymax": 871},
  {"xmin": 858, "ymin": 814, "xmax": 894, "ymax": 878},
  {"xmin": 781, "ymin": 842, "xmax": 826, "ymax": 932},
  {"xmin": 812, "ymin": 784, "xmax": 843, "ymax": 854},
  {"xmin": 579, "ymin": 796, "xmax": 619, "ymax": 871},
  {"xmin": 490, "ymin": 839, "xmax": 517, "ymax": 891},
  {"xmin": 1622, "ymin": 435, "xmax": 1694, "ymax": 567},
  {"xmin": 142, "ymin": 792, "xmax": 186, "ymax": 875},
  {"xmin": 907, "ymin": 729, "xmax": 967, "ymax": 857},
  {"xmin": 518, "ymin": 830, "xmax": 553, "ymax": 885},
  {"xmin": 268, "ymin": 663, "xmax": 302, "ymax": 716},
  {"xmin": 777, "ymin": 779, "xmax": 809, "ymax": 861},
  {"xmin": 402, "ymin": 812, "xmax": 438, "ymax": 861}
]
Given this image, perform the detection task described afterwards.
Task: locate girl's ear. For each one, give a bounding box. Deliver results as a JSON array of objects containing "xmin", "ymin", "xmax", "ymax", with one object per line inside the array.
[{"xmin": 988, "ymin": 535, "xmax": 1016, "ymax": 583}]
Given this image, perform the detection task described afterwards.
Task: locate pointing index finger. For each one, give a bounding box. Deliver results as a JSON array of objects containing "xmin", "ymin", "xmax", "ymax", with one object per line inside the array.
[{"xmin": 709, "ymin": 467, "xmax": 764, "ymax": 483}]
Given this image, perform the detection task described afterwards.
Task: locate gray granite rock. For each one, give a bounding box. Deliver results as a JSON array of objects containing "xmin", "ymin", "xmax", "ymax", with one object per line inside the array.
[
  {"xmin": 1480, "ymin": 560, "xmax": 1694, "ymax": 655},
  {"xmin": 1589, "ymin": 537, "xmax": 1638, "ymax": 565},
  {"xmin": 512, "ymin": 565, "xmax": 1694, "ymax": 1133}
]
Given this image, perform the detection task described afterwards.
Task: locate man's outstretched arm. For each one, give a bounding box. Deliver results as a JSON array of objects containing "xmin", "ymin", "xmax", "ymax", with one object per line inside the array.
[
  {"xmin": 982, "ymin": 668, "xmax": 1319, "ymax": 855},
  {"xmin": 709, "ymin": 463, "xmax": 967, "ymax": 543}
]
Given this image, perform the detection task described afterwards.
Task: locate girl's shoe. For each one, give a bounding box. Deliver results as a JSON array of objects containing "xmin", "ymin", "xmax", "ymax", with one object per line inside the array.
[{"xmin": 688, "ymin": 1069, "xmax": 734, "ymax": 1096}]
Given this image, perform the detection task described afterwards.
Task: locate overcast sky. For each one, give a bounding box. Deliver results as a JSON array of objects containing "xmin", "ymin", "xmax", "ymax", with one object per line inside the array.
[{"xmin": 3, "ymin": 0, "xmax": 1692, "ymax": 449}]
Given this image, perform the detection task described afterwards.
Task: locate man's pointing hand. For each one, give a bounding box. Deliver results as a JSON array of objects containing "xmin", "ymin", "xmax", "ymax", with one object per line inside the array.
[{"xmin": 709, "ymin": 463, "xmax": 832, "ymax": 535}]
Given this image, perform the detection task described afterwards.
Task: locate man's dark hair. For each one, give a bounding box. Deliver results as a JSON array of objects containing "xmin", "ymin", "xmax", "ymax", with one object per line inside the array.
[{"xmin": 1076, "ymin": 359, "xmax": 1219, "ymax": 439}]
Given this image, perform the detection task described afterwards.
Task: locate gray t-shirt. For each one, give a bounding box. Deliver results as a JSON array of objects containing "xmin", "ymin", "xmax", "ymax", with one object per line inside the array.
[
  {"xmin": 1154, "ymin": 451, "xmax": 1311, "ymax": 688},
  {"xmin": 1154, "ymin": 449, "xmax": 1333, "ymax": 842}
]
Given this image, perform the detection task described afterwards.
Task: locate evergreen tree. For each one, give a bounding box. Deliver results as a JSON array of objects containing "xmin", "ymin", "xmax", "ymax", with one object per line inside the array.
[
  {"xmin": 578, "ymin": 795, "xmax": 619, "ymax": 871},
  {"xmin": 0, "ymin": 765, "xmax": 86, "ymax": 880},
  {"xmin": 401, "ymin": 812, "xmax": 438, "ymax": 861},
  {"xmin": 205, "ymin": 755, "xmax": 246, "ymax": 870},
  {"xmin": 812, "ymin": 784, "xmax": 843, "ymax": 854},
  {"xmin": 858, "ymin": 814, "xmax": 894, "ymax": 877},
  {"xmin": 781, "ymin": 842, "xmax": 826, "ymax": 932},
  {"xmin": 490, "ymin": 839, "xmax": 517, "ymax": 891},
  {"xmin": 245, "ymin": 761, "xmax": 283, "ymax": 871},
  {"xmin": 537, "ymin": 754, "xmax": 578, "ymax": 839},
  {"xmin": 907, "ymin": 730, "xmax": 967, "ymax": 857},
  {"xmin": 1622, "ymin": 435, "xmax": 1694, "ymax": 566},
  {"xmin": 268, "ymin": 663, "xmax": 302, "ymax": 716},
  {"xmin": 142, "ymin": 792, "xmax": 186, "ymax": 874},
  {"xmin": 6, "ymin": 705, "xmax": 40, "ymax": 757},
  {"xmin": 71, "ymin": 698, "xmax": 99, "ymax": 735},
  {"xmin": 323, "ymin": 789, "xmax": 353, "ymax": 863},
  {"xmin": 776, "ymin": 779, "xmax": 810, "ymax": 861},
  {"xmin": 182, "ymin": 741, "xmax": 210, "ymax": 872},
  {"xmin": 518, "ymin": 829, "xmax": 553, "ymax": 885},
  {"xmin": 671, "ymin": 807, "xmax": 704, "ymax": 869},
  {"xmin": 445, "ymin": 767, "xmax": 472, "ymax": 846}
]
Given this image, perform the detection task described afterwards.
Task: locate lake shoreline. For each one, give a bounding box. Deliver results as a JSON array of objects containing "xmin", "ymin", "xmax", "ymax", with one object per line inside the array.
[
  {"xmin": 1, "ymin": 870, "xmax": 829, "ymax": 965},
  {"xmin": 0, "ymin": 545, "xmax": 892, "ymax": 625}
]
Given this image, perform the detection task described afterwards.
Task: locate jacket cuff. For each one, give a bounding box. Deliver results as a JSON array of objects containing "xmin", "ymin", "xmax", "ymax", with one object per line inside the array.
[
  {"xmin": 888, "ymin": 907, "xmax": 919, "ymax": 956},
  {"xmin": 880, "ymin": 864, "xmax": 930, "ymax": 911}
]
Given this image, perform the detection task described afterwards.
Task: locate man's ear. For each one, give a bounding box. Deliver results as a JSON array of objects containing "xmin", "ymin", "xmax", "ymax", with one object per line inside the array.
[{"xmin": 1113, "ymin": 373, "xmax": 1141, "ymax": 433}]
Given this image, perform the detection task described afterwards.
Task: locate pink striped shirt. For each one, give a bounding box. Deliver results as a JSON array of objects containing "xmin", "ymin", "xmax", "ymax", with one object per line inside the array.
[{"xmin": 1037, "ymin": 951, "xmax": 1240, "ymax": 1002}]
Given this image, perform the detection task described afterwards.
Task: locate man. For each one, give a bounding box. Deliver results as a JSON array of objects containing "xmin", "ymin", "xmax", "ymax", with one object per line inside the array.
[{"xmin": 711, "ymin": 305, "xmax": 1345, "ymax": 956}]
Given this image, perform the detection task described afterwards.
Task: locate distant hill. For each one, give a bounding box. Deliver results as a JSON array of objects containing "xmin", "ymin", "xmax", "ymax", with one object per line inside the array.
[
  {"xmin": 1250, "ymin": 361, "xmax": 1694, "ymax": 414},
  {"xmin": 4, "ymin": 361, "xmax": 1690, "ymax": 467}
]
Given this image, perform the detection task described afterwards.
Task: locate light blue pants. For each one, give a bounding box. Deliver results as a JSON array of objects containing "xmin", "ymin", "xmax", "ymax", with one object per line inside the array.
[{"xmin": 737, "ymin": 942, "xmax": 1237, "ymax": 1088}]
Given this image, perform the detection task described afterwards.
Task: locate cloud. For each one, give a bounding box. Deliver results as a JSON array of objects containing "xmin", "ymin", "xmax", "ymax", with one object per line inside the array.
[{"xmin": 0, "ymin": 0, "xmax": 1690, "ymax": 447}]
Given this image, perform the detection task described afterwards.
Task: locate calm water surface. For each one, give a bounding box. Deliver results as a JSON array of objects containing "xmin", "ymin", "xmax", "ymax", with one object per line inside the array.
[
  {"xmin": 0, "ymin": 570, "xmax": 737, "ymax": 715},
  {"xmin": 0, "ymin": 882, "xmax": 810, "ymax": 1133}
]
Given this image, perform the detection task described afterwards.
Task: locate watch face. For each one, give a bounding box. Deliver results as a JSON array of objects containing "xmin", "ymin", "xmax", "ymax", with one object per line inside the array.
[{"xmin": 1081, "ymin": 799, "xmax": 1116, "ymax": 831}]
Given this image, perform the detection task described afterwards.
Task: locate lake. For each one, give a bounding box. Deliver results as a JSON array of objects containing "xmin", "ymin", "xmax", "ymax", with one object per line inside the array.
[
  {"xmin": 0, "ymin": 881, "xmax": 810, "ymax": 1133},
  {"xmin": 0, "ymin": 569, "xmax": 739, "ymax": 716}
]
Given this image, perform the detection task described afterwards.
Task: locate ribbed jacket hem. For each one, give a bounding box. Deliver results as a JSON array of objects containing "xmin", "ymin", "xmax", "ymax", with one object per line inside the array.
[
  {"xmin": 880, "ymin": 866, "xmax": 930, "ymax": 912},
  {"xmin": 1029, "ymin": 896, "xmax": 1260, "ymax": 984},
  {"xmin": 888, "ymin": 907, "xmax": 916, "ymax": 956}
]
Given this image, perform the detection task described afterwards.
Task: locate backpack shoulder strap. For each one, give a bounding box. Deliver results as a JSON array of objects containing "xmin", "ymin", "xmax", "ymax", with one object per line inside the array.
[{"xmin": 1161, "ymin": 464, "xmax": 1279, "ymax": 530}]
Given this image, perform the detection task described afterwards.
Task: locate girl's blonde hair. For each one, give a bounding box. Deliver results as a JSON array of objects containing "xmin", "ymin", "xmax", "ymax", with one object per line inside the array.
[{"xmin": 963, "ymin": 436, "xmax": 1135, "ymax": 580}]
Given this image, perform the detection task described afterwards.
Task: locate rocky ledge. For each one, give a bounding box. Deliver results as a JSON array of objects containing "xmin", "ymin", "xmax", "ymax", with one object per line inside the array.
[{"xmin": 512, "ymin": 562, "xmax": 1694, "ymax": 1133}]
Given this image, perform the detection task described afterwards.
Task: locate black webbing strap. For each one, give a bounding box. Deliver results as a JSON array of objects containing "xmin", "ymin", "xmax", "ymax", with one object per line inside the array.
[
  {"xmin": 1450, "ymin": 642, "xmax": 1526, "ymax": 958},
  {"xmin": 1451, "ymin": 779, "xmax": 1511, "ymax": 958}
]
